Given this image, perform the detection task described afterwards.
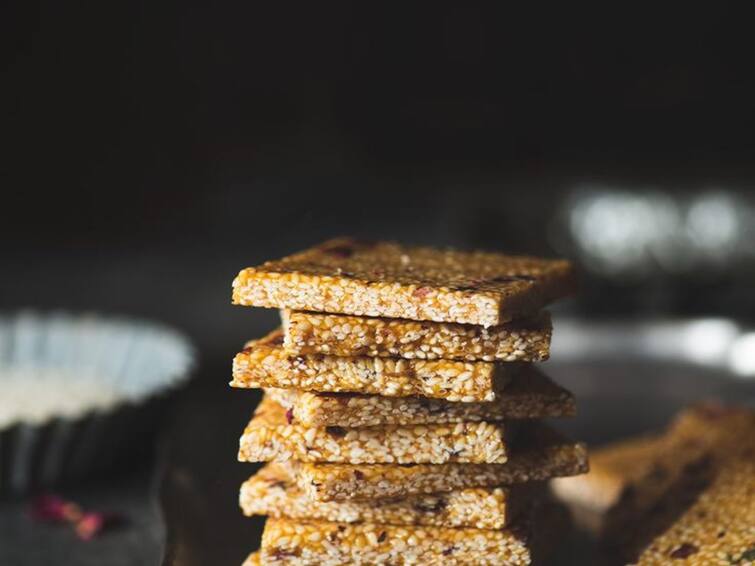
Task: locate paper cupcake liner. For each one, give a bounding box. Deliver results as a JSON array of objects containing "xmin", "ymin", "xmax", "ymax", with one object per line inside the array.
[{"xmin": 0, "ymin": 312, "xmax": 194, "ymax": 497}]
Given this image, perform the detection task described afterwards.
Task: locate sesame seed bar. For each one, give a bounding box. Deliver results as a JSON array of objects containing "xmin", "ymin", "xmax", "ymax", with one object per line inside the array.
[
  {"xmin": 634, "ymin": 453, "xmax": 755, "ymax": 565},
  {"xmin": 290, "ymin": 424, "xmax": 588, "ymax": 501},
  {"xmin": 232, "ymin": 329, "xmax": 518, "ymax": 402},
  {"xmin": 259, "ymin": 517, "xmax": 535, "ymax": 566},
  {"xmin": 241, "ymin": 462, "xmax": 532, "ymax": 529},
  {"xmin": 282, "ymin": 309, "xmax": 552, "ymax": 362},
  {"xmin": 598, "ymin": 404, "xmax": 755, "ymax": 563},
  {"xmin": 242, "ymin": 552, "xmax": 260, "ymax": 566},
  {"xmin": 232, "ymin": 238, "xmax": 576, "ymax": 327},
  {"xmin": 553, "ymin": 403, "xmax": 755, "ymax": 524},
  {"xmin": 264, "ymin": 365, "xmax": 574, "ymax": 428},
  {"xmin": 238, "ymin": 396, "xmax": 510, "ymax": 464}
]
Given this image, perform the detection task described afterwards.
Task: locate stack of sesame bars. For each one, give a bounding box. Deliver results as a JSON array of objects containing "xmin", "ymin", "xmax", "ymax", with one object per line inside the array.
[{"xmin": 230, "ymin": 238, "xmax": 588, "ymax": 566}]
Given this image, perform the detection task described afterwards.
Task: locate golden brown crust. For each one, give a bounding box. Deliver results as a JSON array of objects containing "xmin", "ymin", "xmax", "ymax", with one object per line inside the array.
[
  {"xmin": 238, "ymin": 396, "xmax": 509, "ymax": 465},
  {"xmin": 634, "ymin": 453, "xmax": 755, "ymax": 565},
  {"xmin": 232, "ymin": 238, "xmax": 575, "ymax": 327},
  {"xmin": 282, "ymin": 309, "xmax": 552, "ymax": 362},
  {"xmin": 232, "ymin": 329, "xmax": 517, "ymax": 402},
  {"xmin": 241, "ymin": 462, "xmax": 531, "ymax": 529},
  {"xmin": 260, "ymin": 516, "xmax": 534, "ymax": 565},
  {"xmin": 291, "ymin": 424, "xmax": 588, "ymax": 501},
  {"xmin": 264, "ymin": 365, "xmax": 574, "ymax": 427}
]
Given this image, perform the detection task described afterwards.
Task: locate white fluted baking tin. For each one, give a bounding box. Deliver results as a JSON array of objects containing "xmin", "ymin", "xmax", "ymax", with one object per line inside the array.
[{"xmin": 0, "ymin": 311, "xmax": 194, "ymax": 496}]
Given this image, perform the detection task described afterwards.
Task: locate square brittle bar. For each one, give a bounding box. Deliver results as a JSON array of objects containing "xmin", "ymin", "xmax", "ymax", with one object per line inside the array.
[
  {"xmin": 238, "ymin": 396, "xmax": 510, "ymax": 464},
  {"xmin": 260, "ymin": 517, "xmax": 535, "ymax": 566},
  {"xmin": 233, "ymin": 238, "xmax": 575, "ymax": 327},
  {"xmin": 232, "ymin": 329, "xmax": 517, "ymax": 402},
  {"xmin": 265, "ymin": 365, "xmax": 574, "ymax": 427},
  {"xmin": 282, "ymin": 309, "xmax": 552, "ymax": 362},
  {"xmin": 241, "ymin": 462, "xmax": 532, "ymax": 529},
  {"xmin": 290, "ymin": 424, "xmax": 587, "ymax": 501}
]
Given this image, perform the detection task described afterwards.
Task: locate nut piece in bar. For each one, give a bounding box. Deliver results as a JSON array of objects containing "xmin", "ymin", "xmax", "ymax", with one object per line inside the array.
[
  {"xmin": 291, "ymin": 423, "xmax": 588, "ymax": 501},
  {"xmin": 232, "ymin": 329, "xmax": 517, "ymax": 402},
  {"xmin": 238, "ymin": 396, "xmax": 510, "ymax": 464},
  {"xmin": 233, "ymin": 238, "xmax": 576, "ymax": 327},
  {"xmin": 282, "ymin": 309, "xmax": 552, "ymax": 362},
  {"xmin": 264, "ymin": 365, "xmax": 574, "ymax": 427},
  {"xmin": 260, "ymin": 516, "xmax": 535, "ymax": 566},
  {"xmin": 241, "ymin": 462, "xmax": 533, "ymax": 529}
]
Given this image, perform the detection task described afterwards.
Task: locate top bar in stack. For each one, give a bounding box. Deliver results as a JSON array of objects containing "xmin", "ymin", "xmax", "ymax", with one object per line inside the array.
[{"xmin": 233, "ymin": 238, "xmax": 576, "ymax": 327}]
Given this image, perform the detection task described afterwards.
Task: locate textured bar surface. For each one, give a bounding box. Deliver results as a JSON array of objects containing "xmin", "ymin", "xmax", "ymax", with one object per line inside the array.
[
  {"xmin": 241, "ymin": 462, "xmax": 529, "ymax": 529},
  {"xmin": 553, "ymin": 404, "xmax": 755, "ymax": 520},
  {"xmin": 291, "ymin": 424, "xmax": 588, "ymax": 501},
  {"xmin": 265, "ymin": 365, "xmax": 574, "ymax": 427},
  {"xmin": 599, "ymin": 404, "xmax": 755, "ymax": 563},
  {"xmin": 232, "ymin": 238, "xmax": 575, "ymax": 327},
  {"xmin": 242, "ymin": 551, "xmax": 260, "ymax": 566},
  {"xmin": 238, "ymin": 396, "xmax": 509, "ymax": 464},
  {"xmin": 259, "ymin": 517, "xmax": 534, "ymax": 566},
  {"xmin": 282, "ymin": 309, "xmax": 552, "ymax": 362},
  {"xmin": 232, "ymin": 329, "xmax": 516, "ymax": 402},
  {"xmin": 635, "ymin": 454, "xmax": 755, "ymax": 565}
]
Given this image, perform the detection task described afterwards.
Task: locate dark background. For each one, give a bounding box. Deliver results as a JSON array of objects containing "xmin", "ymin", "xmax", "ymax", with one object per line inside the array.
[
  {"xmin": 4, "ymin": 4, "xmax": 755, "ymax": 366},
  {"xmin": 2, "ymin": 4, "xmax": 755, "ymax": 565}
]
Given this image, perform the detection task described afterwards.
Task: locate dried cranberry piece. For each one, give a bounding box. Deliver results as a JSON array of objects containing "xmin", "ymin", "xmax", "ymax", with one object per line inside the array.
[
  {"xmin": 285, "ymin": 408, "xmax": 294, "ymax": 424},
  {"xmin": 413, "ymin": 286, "xmax": 432, "ymax": 298},
  {"xmin": 270, "ymin": 549, "xmax": 298, "ymax": 560},
  {"xmin": 669, "ymin": 543, "xmax": 698, "ymax": 559},
  {"xmin": 326, "ymin": 426, "xmax": 347, "ymax": 438}
]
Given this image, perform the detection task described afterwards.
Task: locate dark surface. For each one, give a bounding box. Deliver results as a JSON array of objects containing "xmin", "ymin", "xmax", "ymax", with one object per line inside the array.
[
  {"xmin": 0, "ymin": 468, "xmax": 163, "ymax": 566},
  {"xmin": 158, "ymin": 318, "xmax": 755, "ymax": 566}
]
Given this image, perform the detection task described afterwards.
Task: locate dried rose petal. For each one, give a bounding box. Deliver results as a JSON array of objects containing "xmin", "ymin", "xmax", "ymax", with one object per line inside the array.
[
  {"xmin": 29, "ymin": 494, "xmax": 124, "ymax": 540},
  {"xmin": 30, "ymin": 495, "xmax": 68, "ymax": 523},
  {"xmin": 76, "ymin": 513, "xmax": 105, "ymax": 540}
]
